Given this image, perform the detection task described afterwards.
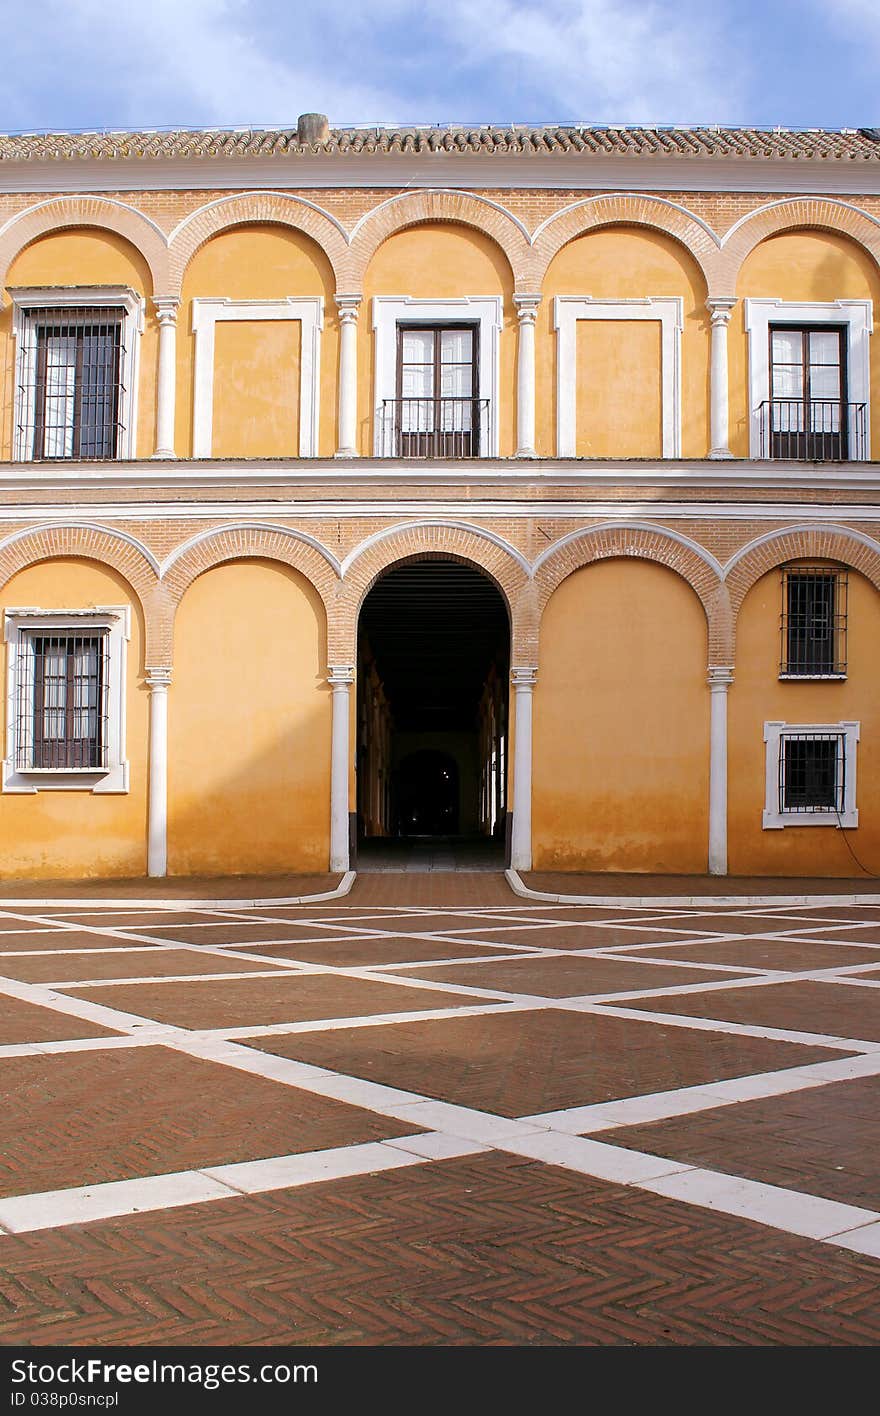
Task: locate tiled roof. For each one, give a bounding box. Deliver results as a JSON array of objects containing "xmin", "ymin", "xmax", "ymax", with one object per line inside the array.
[{"xmin": 2, "ymin": 125, "xmax": 880, "ymax": 163}]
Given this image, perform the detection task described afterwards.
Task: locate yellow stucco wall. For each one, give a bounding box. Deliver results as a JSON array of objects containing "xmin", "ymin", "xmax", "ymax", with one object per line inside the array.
[
  {"xmin": 728, "ymin": 562, "xmax": 880, "ymax": 876},
  {"xmin": 177, "ymin": 224, "xmax": 337, "ymax": 458},
  {"xmin": 533, "ymin": 559, "xmax": 709, "ymax": 871},
  {"xmin": 538, "ymin": 227, "xmax": 709, "ymax": 459},
  {"xmin": 0, "ymin": 229, "xmax": 156, "ymax": 460},
  {"xmin": 212, "ymin": 320, "xmax": 301, "ymax": 457},
  {"xmin": 732, "ymin": 230, "xmax": 880, "ymax": 458},
  {"xmin": 575, "ymin": 319, "xmax": 662, "ymax": 457},
  {"xmin": 168, "ymin": 559, "xmax": 331, "ymax": 875},
  {"xmin": 361, "ymin": 224, "xmax": 516, "ymax": 457},
  {"xmin": 0, "ymin": 559, "xmax": 148, "ymax": 880}
]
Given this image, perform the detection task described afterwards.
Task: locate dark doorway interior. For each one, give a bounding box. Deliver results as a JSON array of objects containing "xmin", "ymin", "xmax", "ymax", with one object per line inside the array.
[{"xmin": 356, "ymin": 559, "xmax": 509, "ymax": 869}]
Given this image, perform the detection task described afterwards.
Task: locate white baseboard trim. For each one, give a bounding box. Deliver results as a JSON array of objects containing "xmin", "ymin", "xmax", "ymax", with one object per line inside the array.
[{"xmin": 504, "ymin": 867, "xmax": 880, "ymax": 910}]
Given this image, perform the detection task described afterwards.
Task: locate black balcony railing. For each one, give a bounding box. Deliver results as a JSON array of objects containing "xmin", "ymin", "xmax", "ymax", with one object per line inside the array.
[
  {"xmin": 757, "ymin": 399, "xmax": 867, "ymax": 461},
  {"xmin": 379, "ymin": 397, "xmax": 490, "ymax": 458}
]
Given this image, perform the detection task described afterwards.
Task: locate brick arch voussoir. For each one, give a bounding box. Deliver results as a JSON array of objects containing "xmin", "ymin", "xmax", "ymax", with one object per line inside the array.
[
  {"xmin": 726, "ymin": 530, "xmax": 880, "ymax": 628},
  {"xmin": 0, "ymin": 526, "xmax": 164, "ymax": 664},
  {"xmin": 346, "ymin": 191, "xmax": 533, "ymax": 291},
  {"xmin": 163, "ymin": 530, "xmax": 339, "ymax": 621},
  {"xmin": 532, "ymin": 196, "xmax": 718, "ymax": 293},
  {"xmin": 168, "ymin": 195, "xmax": 350, "ymax": 296},
  {"xmin": 0, "ymin": 198, "xmax": 169, "ymax": 295},
  {"xmin": 332, "ymin": 527, "xmax": 531, "ymax": 664},
  {"xmin": 536, "ymin": 529, "xmax": 721, "ymax": 617},
  {"xmin": 718, "ymin": 199, "xmax": 880, "ymax": 293}
]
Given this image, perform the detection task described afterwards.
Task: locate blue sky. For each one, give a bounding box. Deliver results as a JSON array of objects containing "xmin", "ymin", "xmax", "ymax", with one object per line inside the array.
[{"xmin": 0, "ymin": 0, "xmax": 877, "ymax": 133}]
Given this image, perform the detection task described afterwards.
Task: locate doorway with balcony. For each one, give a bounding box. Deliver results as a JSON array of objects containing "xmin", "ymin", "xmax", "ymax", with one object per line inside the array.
[{"xmin": 355, "ymin": 558, "xmax": 509, "ymax": 871}]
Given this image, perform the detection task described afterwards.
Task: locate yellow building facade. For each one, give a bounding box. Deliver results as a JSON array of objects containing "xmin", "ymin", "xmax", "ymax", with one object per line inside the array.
[{"xmin": 1, "ymin": 116, "xmax": 880, "ymax": 880}]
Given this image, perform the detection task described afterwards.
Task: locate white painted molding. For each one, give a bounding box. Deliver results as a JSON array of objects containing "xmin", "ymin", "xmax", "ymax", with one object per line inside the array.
[
  {"xmin": 0, "ymin": 521, "xmax": 161, "ymax": 575},
  {"xmin": 371, "ymin": 296, "xmax": 503, "ymax": 457},
  {"xmin": 721, "ymin": 520, "xmax": 880, "ymax": 578},
  {"xmin": 553, "ymin": 295, "xmax": 683, "ymax": 458},
  {"xmin": 532, "ymin": 517, "xmax": 723, "ymax": 579},
  {"xmin": 763, "ymin": 720, "xmax": 860, "ymax": 829},
  {"xmin": 3, "ymin": 604, "xmax": 130, "ymax": 794},
  {"xmin": 743, "ymin": 298, "xmax": 873, "ymax": 460},
  {"xmin": 9, "ymin": 286, "xmax": 144, "ymax": 461},
  {"xmin": 159, "ymin": 521, "xmax": 342, "ymax": 579},
  {"xmin": 191, "ymin": 296, "xmax": 323, "ymax": 458},
  {"xmin": 339, "ymin": 518, "xmax": 531, "ymax": 579}
]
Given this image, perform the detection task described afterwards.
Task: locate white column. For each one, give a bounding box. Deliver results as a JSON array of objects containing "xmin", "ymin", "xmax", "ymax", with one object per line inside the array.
[
  {"xmin": 707, "ymin": 298, "xmax": 736, "ymax": 460},
  {"xmin": 146, "ymin": 668, "xmax": 172, "ymax": 878},
  {"xmin": 708, "ymin": 666, "xmax": 734, "ymax": 876},
  {"xmin": 152, "ymin": 297, "xmax": 179, "ymax": 459},
  {"xmin": 328, "ymin": 665, "xmax": 354, "ymax": 871},
  {"xmin": 335, "ymin": 295, "xmax": 361, "ymax": 458},
  {"xmin": 510, "ymin": 666, "xmax": 537, "ymax": 871},
  {"xmin": 514, "ymin": 294, "xmax": 540, "ymax": 458}
]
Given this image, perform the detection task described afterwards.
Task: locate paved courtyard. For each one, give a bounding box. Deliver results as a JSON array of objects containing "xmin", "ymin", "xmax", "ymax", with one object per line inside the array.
[{"xmin": 2, "ymin": 873, "xmax": 880, "ymax": 1345}]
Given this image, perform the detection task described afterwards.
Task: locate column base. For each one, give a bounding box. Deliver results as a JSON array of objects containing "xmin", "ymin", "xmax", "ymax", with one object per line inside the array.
[
  {"xmin": 150, "ymin": 449, "xmax": 178, "ymax": 460},
  {"xmin": 708, "ymin": 448, "xmax": 735, "ymax": 460},
  {"xmin": 334, "ymin": 450, "xmax": 358, "ymax": 459},
  {"xmin": 514, "ymin": 448, "xmax": 539, "ymax": 459}
]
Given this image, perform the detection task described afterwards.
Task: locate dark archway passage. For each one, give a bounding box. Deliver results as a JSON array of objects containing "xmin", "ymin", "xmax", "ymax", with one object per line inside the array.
[{"xmin": 356, "ymin": 559, "xmax": 509, "ymax": 870}]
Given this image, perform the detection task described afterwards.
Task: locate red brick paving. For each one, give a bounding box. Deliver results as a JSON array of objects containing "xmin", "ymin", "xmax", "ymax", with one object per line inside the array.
[
  {"xmin": 0, "ymin": 930, "xmax": 156, "ymax": 952},
  {"xmin": 236, "ymin": 936, "xmax": 523, "ymax": 966},
  {"xmin": 625, "ymin": 938, "xmax": 880, "ymax": 971},
  {"xmin": 0, "ymin": 874, "xmax": 342, "ymax": 899},
  {"xmin": 69, "ymin": 973, "xmax": 502, "ymax": 1029},
  {"xmin": 0, "ymin": 949, "xmax": 282, "ymax": 983},
  {"xmin": 123, "ymin": 921, "xmax": 367, "ymax": 946},
  {"xmin": 617, "ymin": 979, "xmax": 880, "ymax": 1042},
  {"xmin": 0, "ymin": 1047, "xmax": 422, "ymax": 1198},
  {"xmin": 241, "ymin": 1008, "xmax": 848, "ymax": 1117},
  {"xmin": 440, "ymin": 923, "xmax": 707, "ymax": 949},
  {"xmin": 0, "ymin": 995, "xmax": 120, "ymax": 1044},
  {"xmin": 393, "ymin": 955, "xmax": 750, "ymax": 997},
  {"xmin": 523, "ymin": 872, "xmax": 880, "ymax": 897},
  {"xmin": 2, "ymin": 1153, "xmax": 879, "ymax": 1346},
  {"xmin": 605, "ymin": 1074, "xmax": 880, "ymax": 1211}
]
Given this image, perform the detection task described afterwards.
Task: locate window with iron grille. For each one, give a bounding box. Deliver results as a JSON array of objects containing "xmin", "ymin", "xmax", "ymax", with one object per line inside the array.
[
  {"xmin": 3, "ymin": 608, "xmax": 130, "ymax": 794},
  {"xmin": 10, "ymin": 287, "xmax": 143, "ymax": 462},
  {"xmin": 763, "ymin": 720, "xmax": 859, "ymax": 828},
  {"xmin": 780, "ymin": 565, "xmax": 847, "ymax": 677}
]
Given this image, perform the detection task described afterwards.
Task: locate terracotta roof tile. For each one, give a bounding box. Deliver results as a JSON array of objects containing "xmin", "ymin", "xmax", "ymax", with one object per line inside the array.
[{"xmin": 1, "ymin": 125, "xmax": 879, "ymax": 163}]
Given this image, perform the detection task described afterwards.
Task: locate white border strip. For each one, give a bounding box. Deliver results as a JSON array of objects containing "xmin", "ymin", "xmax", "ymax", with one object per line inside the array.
[
  {"xmin": 505, "ymin": 867, "xmax": 880, "ymax": 909},
  {"xmin": 0, "ymin": 869, "xmax": 356, "ymax": 911}
]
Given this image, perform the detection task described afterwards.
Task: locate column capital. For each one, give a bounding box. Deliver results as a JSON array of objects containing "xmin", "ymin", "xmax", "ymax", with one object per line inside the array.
[
  {"xmin": 335, "ymin": 294, "xmax": 362, "ymax": 324},
  {"xmin": 328, "ymin": 664, "xmax": 355, "ymax": 687},
  {"xmin": 511, "ymin": 665, "xmax": 538, "ymax": 688},
  {"xmin": 146, "ymin": 667, "xmax": 173, "ymax": 690},
  {"xmin": 706, "ymin": 297, "xmax": 737, "ymax": 326},
  {"xmin": 707, "ymin": 665, "xmax": 734, "ymax": 689},
  {"xmin": 514, "ymin": 293, "xmax": 542, "ymax": 324},
  {"xmin": 152, "ymin": 296, "xmax": 180, "ymax": 326}
]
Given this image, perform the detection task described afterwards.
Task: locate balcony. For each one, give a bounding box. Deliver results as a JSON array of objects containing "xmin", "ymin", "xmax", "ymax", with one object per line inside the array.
[
  {"xmin": 378, "ymin": 397, "xmax": 490, "ymax": 459},
  {"xmin": 757, "ymin": 399, "xmax": 868, "ymax": 461}
]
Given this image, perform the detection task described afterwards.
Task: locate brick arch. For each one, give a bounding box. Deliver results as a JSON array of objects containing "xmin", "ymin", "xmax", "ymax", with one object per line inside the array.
[
  {"xmin": 168, "ymin": 193, "xmax": 349, "ymax": 295},
  {"xmin": 534, "ymin": 523, "xmax": 731, "ymax": 662},
  {"xmin": 531, "ymin": 194, "xmax": 718, "ymax": 293},
  {"xmin": 719, "ymin": 198, "xmax": 880, "ymax": 293},
  {"xmin": 343, "ymin": 190, "xmax": 533, "ymax": 292},
  {"xmin": 0, "ymin": 196, "xmax": 169, "ymax": 296},
  {"xmin": 724, "ymin": 525, "xmax": 880, "ymax": 645},
  {"xmin": 334, "ymin": 521, "xmax": 533, "ymax": 663},
  {"xmin": 0, "ymin": 523, "xmax": 166, "ymax": 665},
  {"xmin": 162, "ymin": 525, "xmax": 339, "ymax": 633}
]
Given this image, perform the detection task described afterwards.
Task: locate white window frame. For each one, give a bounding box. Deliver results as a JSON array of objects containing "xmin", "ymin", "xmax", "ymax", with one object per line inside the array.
[
  {"xmin": 763, "ymin": 720, "xmax": 859, "ymax": 829},
  {"xmin": 3, "ymin": 606, "xmax": 130, "ymax": 794},
  {"xmin": 371, "ymin": 296, "xmax": 503, "ymax": 457},
  {"xmin": 744, "ymin": 299, "xmax": 872, "ymax": 460},
  {"xmin": 552, "ymin": 295, "xmax": 683, "ymax": 458},
  {"xmin": 191, "ymin": 296, "xmax": 324, "ymax": 458},
  {"xmin": 9, "ymin": 286, "xmax": 144, "ymax": 462}
]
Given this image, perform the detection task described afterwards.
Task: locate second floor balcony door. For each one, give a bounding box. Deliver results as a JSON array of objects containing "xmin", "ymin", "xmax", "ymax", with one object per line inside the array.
[
  {"xmin": 769, "ymin": 326, "xmax": 848, "ymax": 460},
  {"xmin": 396, "ymin": 325, "xmax": 479, "ymax": 458}
]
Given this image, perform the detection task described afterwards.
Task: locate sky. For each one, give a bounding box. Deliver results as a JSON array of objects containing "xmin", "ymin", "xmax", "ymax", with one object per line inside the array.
[{"xmin": 0, "ymin": 0, "xmax": 877, "ymax": 134}]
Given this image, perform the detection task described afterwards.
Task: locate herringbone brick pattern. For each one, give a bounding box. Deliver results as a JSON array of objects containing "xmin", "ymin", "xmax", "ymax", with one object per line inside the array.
[
  {"xmin": 620, "ymin": 979, "xmax": 880, "ymax": 1041},
  {"xmin": 243, "ymin": 1008, "xmax": 847, "ymax": 1116},
  {"xmin": 3, "ymin": 884, "xmax": 880, "ymax": 1347},
  {"xmin": 606, "ymin": 1075, "xmax": 880, "ymax": 1211},
  {"xmin": 0, "ymin": 1047, "xmax": 422, "ymax": 1197},
  {"xmin": 2, "ymin": 1154, "xmax": 880, "ymax": 1347}
]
